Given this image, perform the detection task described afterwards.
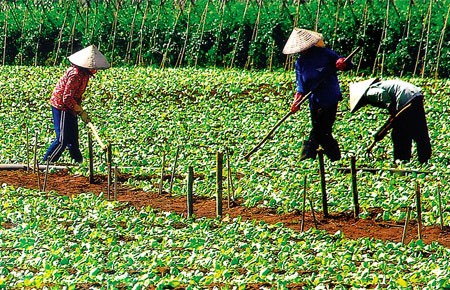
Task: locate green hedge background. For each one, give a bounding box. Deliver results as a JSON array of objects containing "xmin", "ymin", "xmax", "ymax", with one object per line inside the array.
[{"xmin": 1, "ymin": 0, "xmax": 450, "ymax": 77}]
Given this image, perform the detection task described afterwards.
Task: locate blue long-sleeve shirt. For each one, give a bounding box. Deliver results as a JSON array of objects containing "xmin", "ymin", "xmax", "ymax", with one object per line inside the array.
[{"xmin": 295, "ymin": 46, "xmax": 343, "ymax": 109}]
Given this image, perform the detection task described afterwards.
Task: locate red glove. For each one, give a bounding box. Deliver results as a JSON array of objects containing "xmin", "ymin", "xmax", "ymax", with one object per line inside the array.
[
  {"xmin": 290, "ymin": 92, "xmax": 304, "ymax": 114},
  {"xmin": 336, "ymin": 57, "xmax": 347, "ymax": 71}
]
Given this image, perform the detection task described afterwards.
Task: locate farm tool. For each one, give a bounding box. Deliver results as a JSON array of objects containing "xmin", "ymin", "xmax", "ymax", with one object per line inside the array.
[
  {"xmin": 87, "ymin": 121, "xmax": 108, "ymax": 151},
  {"xmin": 243, "ymin": 46, "xmax": 361, "ymax": 161},
  {"xmin": 366, "ymin": 102, "xmax": 412, "ymax": 155}
]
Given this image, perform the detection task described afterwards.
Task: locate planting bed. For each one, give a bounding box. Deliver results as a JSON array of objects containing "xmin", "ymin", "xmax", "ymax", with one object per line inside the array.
[{"xmin": 2, "ymin": 169, "xmax": 449, "ymax": 248}]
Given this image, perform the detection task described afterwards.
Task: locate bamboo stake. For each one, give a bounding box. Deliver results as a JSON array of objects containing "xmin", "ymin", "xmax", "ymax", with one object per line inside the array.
[
  {"xmin": 2, "ymin": 6, "xmax": 8, "ymax": 66},
  {"xmin": 88, "ymin": 132, "xmax": 94, "ymax": 184},
  {"xmin": 421, "ymin": 0, "xmax": 434, "ymax": 78},
  {"xmin": 53, "ymin": 4, "xmax": 69, "ymax": 66},
  {"xmin": 33, "ymin": 131, "xmax": 38, "ymax": 173},
  {"xmin": 226, "ymin": 149, "xmax": 235, "ymax": 208},
  {"xmin": 301, "ymin": 175, "xmax": 307, "ymax": 232},
  {"xmin": 437, "ymin": 185, "xmax": 444, "ymax": 230},
  {"xmin": 309, "ymin": 197, "xmax": 318, "ymax": 229},
  {"xmin": 169, "ymin": 146, "xmax": 180, "ymax": 195},
  {"xmin": 161, "ymin": 9, "xmax": 182, "ymax": 68},
  {"xmin": 401, "ymin": 206, "xmax": 411, "ymax": 245},
  {"xmin": 350, "ymin": 156, "xmax": 359, "ymax": 218},
  {"xmin": 314, "ymin": 0, "xmax": 322, "ymax": 31},
  {"xmin": 318, "ymin": 149, "xmax": 328, "ymax": 218},
  {"xmin": 26, "ymin": 125, "xmax": 30, "ymax": 172},
  {"xmin": 114, "ymin": 165, "xmax": 118, "ymax": 201},
  {"xmin": 158, "ymin": 152, "xmax": 166, "ymax": 196},
  {"xmin": 400, "ymin": 0, "xmax": 414, "ymax": 77},
  {"xmin": 434, "ymin": 5, "xmax": 450, "ymax": 78},
  {"xmin": 107, "ymin": 144, "xmax": 112, "ymax": 200},
  {"xmin": 416, "ymin": 183, "xmax": 422, "ymax": 240},
  {"xmin": 216, "ymin": 151, "xmax": 223, "ymax": 218},
  {"xmin": 109, "ymin": 1, "xmax": 121, "ymax": 67},
  {"xmin": 187, "ymin": 166, "xmax": 194, "ymax": 218},
  {"xmin": 176, "ymin": 1, "xmax": 192, "ymax": 67},
  {"xmin": 245, "ymin": 1, "xmax": 261, "ymax": 69},
  {"xmin": 137, "ymin": 0, "xmax": 150, "ymax": 65},
  {"xmin": 126, "ymin": 2, "xmax": 139, "ymax": 64},
  {"xmin": 194, "ymin": 0, "xmax": 209, "ymax": 67},
  {"xmin": 36, "ymin": 158, "xmax": 41, "ymax": 191},
  {"xmin": 213, "ymin": 0, "xmax": 227, "ymax": 67},
  {"xmin": 229, "ymin": 0, "xmax": 249, "ymax": 68},
  {"xmin": 42, "ymin": 159, "xmax": 50, "ymax": 192},
  {"xmin": 372, "ymin": 0, "xmax": 389, "ymax": 75}
]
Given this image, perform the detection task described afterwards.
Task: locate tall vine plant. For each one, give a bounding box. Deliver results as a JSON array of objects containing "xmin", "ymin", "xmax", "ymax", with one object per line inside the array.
[{"xmin": 3, "ymin": 0, "xmax": 450, "ymax": 77}]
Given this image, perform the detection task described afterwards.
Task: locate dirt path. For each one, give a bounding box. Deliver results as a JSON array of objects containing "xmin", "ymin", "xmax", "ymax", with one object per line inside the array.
[{"xmin": 2, "ymin": 169, "xmax": 450, "ymax": 247}]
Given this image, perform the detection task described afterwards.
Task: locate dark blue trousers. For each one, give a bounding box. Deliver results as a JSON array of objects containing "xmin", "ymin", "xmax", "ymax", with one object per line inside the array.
[{"xmin": 43, "ymin": 107, "xmax": 82, "ymax": 163}]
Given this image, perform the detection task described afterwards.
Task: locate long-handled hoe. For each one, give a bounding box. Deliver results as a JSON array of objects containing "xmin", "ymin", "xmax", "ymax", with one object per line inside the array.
[{"xmin": 243, "ymin": 47, "xmax": 361, "ymax": 161}]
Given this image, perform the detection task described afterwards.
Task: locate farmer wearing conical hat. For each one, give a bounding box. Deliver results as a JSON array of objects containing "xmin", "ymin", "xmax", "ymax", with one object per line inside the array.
[
  {"xmin": 349, "ymin": 78, "xmax": 431, "ymax": 163},
  {"xmin": 284, "ymin": 28, "xmax": 352, "ymax": 161},
  {"xmin": 43, "ymin": 45, "xmax": 110, "ymax": 163}
]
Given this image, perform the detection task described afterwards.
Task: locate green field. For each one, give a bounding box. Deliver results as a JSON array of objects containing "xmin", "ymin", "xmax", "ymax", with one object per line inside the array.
[{"xmin": 1, "ymin": 66, "xmax": 450, "ymax": 288}]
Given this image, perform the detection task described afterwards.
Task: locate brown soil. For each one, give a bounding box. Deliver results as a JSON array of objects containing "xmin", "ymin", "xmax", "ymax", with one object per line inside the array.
[{"xmin": 2, "ymin": 169, "xmax": 450, "ymax": 248}]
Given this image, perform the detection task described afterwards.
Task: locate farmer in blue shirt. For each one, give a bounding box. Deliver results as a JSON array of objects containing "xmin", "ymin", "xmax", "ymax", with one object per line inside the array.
[{"xmin": 283, "ymin": 28, "xmax": 351, "ymax": 161}]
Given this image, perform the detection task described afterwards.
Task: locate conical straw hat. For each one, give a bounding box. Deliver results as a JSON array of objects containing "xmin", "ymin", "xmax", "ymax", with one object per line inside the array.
[
  {"xmin": 349, "ymin": 78, "xmax": 379, "ymax": 113},
  {"xmin": 282, "ymin": 28, "xmax": 325, "ymax": 55},
  {"xmin": 68, "ymin": 45, "xmax": 110, "ymax": 70}
]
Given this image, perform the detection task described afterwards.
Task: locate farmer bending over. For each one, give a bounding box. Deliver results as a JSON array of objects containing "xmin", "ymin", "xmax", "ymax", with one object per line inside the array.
[
  {"xmin": 349, "ymin": 78, "xmax": 432, "ymax": 163},
  {"xmin": 283, "ymin": 28, "xmax": 352, "ymax": 162},
  {"xmin": 43, "ymin": 45, "xmax": 110, "ymax": 163}
]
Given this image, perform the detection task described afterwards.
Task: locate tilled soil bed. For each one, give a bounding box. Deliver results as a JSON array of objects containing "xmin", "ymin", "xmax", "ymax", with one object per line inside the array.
[{"xmin": 1, "ymin": 169, "xmax": 450, "ymax": 247}]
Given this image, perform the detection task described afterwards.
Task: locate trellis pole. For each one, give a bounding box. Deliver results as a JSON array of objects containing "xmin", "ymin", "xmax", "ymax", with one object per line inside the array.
[
  {"xmin": 137, "ymin": 0, "xmax": 150, "ymax": 65},
  {"xmin": 318, "ymin": 149, "xmax": 328, "ymax": 218},
  {"xmin": 216, "ymin": 151, "xmax": 223, "ymax": 218},
  {"xmin": 434, "ymin": 5, "xmax": 450, "ymax": 78},
  {"xmin": 53, "ymin": 4, "xmax": 69, "ymax": 66},
  {"xmin": 416, "ymin": 183, "xmax": 422, "ymax": 240},
  {"xmin": 125, "ymin": 3, "xmax": 139, "ymax": 64},
  {"xmin": 421, "ymin": 0, "xmax": 434, "ymax": 78},
  {"xmin": 187, "ymin": 166, "xmax": 194, "ymax": 218}
]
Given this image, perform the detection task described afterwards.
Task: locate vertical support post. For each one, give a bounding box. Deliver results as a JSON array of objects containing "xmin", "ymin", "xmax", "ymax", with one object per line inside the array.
[
  {"xmin": 216, "ymin": 151, "xmax": 223, "ymax": 218},
  {"xmin": 107, "ymin": 143, "xmax": 112, "ymax": 200},
  {"xmin": 301, "ymin": 175, "xmax": 307, "ymax": 232},
  {"xmin": 187, "ymin": 166, "xmax": 194, "ymax": 218},
  {"xmin": 226, "ymin": 149, "xmax": 235, "ymax": 209},
  {"xmin": 416, "ymin": 182, "xmax": 422, "ymax": 240},
  {"xmin": 350, "ymin": 156, "xmax": 359, "ymax": 218},
  {"xmin": 437, "ymin": 185, "xmax": 444, "ymax": 230},
  {"xmin": 42, "ymin": 159, "xmax": 50, "ymax": 192},
  {"xmin": 318, "ymin": 148, "xmax": 328, "ymax": 218},
  {"xmin": 88, "ymin": 132, "xmax": 94, "ymax": 184},
  {"xmin": 401, "ymin": 206, "xmax": 411, "ymax": 245},
  {"xmin": 33, "ymin": 131, "xmax": 38, "ymax": 173},
  {"xmin": 26, "ymin": 125, "xmax": 30, "ymax": 172},
  {"xmin": 169, "ymin": 146, "xmax": 180, "ymax": 195},
  {"xmin": 309, "ymin": 198, "xmax": 318, "ymax": 229},
  {"xmin": 158, "ymin": 152, "xmax": 166, "ymax": 196},
  {"xmin": 114, "ymin": 165, "xmax": 118, "ymax": 201},
  {"xmin": 36, "ymin": 158, "xmax": 41, "ymax": 191}
]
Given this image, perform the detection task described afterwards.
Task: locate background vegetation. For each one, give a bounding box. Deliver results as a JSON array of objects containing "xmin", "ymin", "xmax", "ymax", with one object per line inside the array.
[{"xmin": 1, "ymin": 0, "xmax": 450, "ymax": 77}]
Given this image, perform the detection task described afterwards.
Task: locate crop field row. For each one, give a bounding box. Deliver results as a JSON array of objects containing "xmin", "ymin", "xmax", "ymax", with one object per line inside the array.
[
  {"xmin": 1, "ymin": 185, "xmax": 450, "ymax": 288},
  {"xmin": 1, "ymin": 66, "xmax": 450, "ymax": 227}
]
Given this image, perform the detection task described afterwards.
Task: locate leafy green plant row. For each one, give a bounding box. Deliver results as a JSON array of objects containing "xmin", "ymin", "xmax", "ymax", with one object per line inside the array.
[
  {"xmin": 1, "ymin": 66, "xmax": 450, "ymax": 226},
  {"xmin": 1, "ymin": 185, "xmax": 450, "ymax": 289},
  {"xmin": 1, "ymin": 0, "xmax": 450, "ymax": 76}
]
